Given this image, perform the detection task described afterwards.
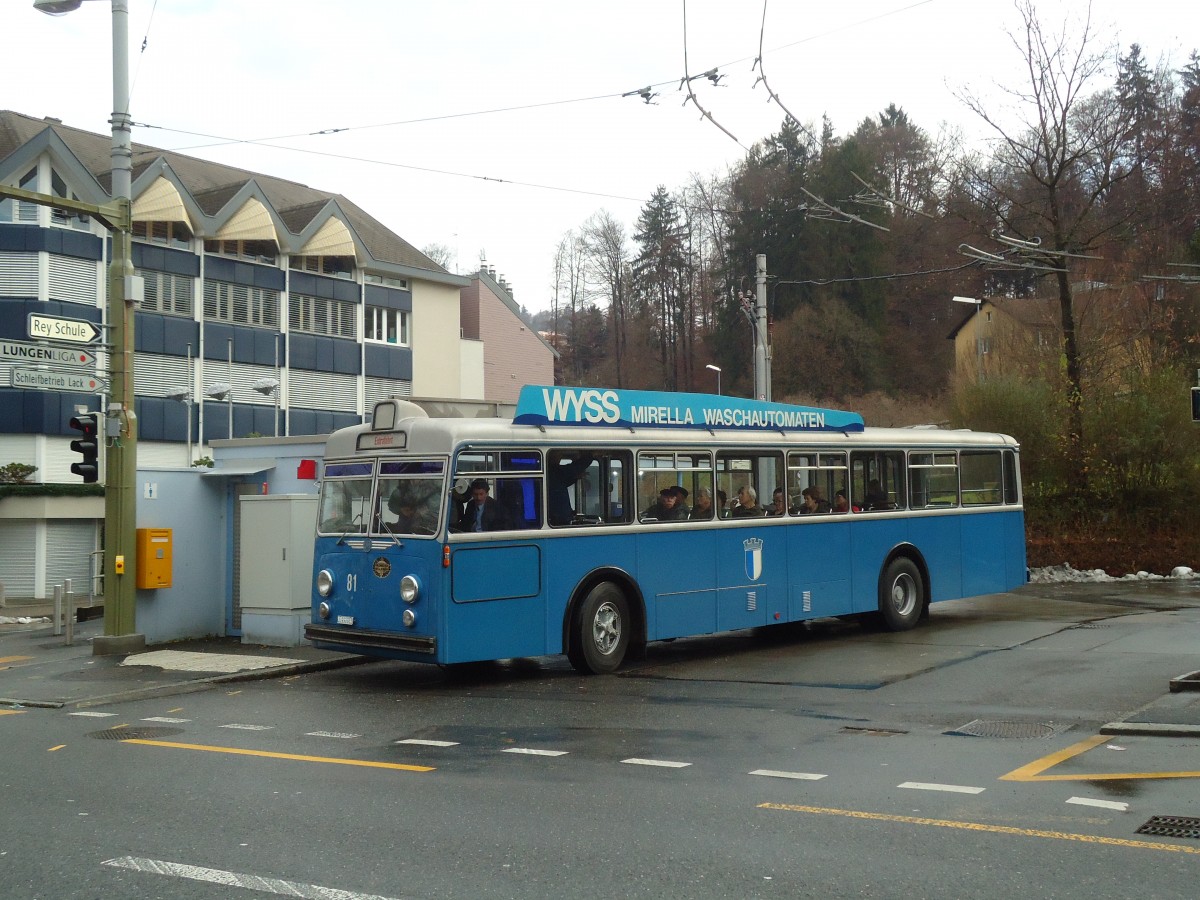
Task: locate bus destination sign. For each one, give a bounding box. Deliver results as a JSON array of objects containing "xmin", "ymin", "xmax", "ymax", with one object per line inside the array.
[{"xmin": 513, "ymin": 386, "xmax": 865, "ymax": 433}]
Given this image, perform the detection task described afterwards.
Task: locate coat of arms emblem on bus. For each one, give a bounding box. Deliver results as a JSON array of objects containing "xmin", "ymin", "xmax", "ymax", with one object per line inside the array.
[{"xmin": 743, "ymin": 537, "xmax": 763, "ymax": 581}]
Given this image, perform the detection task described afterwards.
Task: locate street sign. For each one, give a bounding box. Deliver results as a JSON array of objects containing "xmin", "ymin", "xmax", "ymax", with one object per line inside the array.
[
  {"xmin": 10, "ymin": 368, "xmax": 106, "ymax": 394},
  {"xmin": 27, "ymin": 313, "xmax": 101, "ymax": 345},
  {"xmin": 0, "ymin": 339, "xmax": 96, "ymax": 368}
]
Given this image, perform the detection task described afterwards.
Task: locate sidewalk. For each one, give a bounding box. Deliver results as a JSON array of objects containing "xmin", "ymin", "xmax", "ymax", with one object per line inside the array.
[{"xmin": 1, "ymin": 599, "xmax": 365, "ymax": 709}]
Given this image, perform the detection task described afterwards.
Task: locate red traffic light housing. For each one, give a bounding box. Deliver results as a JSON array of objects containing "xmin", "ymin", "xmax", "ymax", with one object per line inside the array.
[{"xmin": 69, "ymin": 412, "xmax": 100, "ymax": 483}]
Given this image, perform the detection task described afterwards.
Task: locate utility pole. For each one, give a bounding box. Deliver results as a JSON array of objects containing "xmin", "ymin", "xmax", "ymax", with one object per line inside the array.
[{"xmin": 755, "ymin": 254, "xmax": 771, "ymax": 401}]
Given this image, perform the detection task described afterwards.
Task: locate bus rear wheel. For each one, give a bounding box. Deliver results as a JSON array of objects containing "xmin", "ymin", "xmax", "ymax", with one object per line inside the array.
[
  {"xmin": 568, "ymin": 583, "xmax": 630, "ymax": 675},
  {"xmin": 878, "ymin": 558, "xmax": 923, "ymax": 631}
]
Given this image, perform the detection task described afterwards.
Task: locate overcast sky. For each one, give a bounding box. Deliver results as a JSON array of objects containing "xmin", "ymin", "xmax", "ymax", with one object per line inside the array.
[{"xmin": 8, "ymin": 1, "xmax": 1193, "ymax": 314}]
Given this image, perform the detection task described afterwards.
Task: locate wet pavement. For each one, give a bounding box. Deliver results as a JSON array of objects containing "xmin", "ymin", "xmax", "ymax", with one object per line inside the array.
[
  {"xmin": 0, "ymin": 599, "xmax": 363, "ymax": 709},
  {"xmin": 1, "ymin": 586, "xmax": 1197, "ymax": 727}
]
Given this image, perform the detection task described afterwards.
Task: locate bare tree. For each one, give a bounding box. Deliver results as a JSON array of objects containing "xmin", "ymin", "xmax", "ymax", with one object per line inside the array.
[
  {"xmin": 420, "ymin": 242, "xmax": 455, "ymax": 272},
  {"xmin": 581, "ymin": 211, "xmax": 631, "ymax": 387},
  {"xmin": 958, "ymin": 0, "xmax": 1134, "ymax": 492}
]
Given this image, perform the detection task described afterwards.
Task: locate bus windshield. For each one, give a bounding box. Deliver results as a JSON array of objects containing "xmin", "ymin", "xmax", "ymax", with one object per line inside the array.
[
  {"xmin": 377, "ymin": 460, "xmax": 445, "ymax": 536},
  {"xmin": 317, "ymin": 462, "xmax": 373, "ymax": 535}
]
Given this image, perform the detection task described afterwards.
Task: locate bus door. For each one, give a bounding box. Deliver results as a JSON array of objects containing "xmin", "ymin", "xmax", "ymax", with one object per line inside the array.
[
  {"xmin": 446, "ymin": 449, "xmax": 546, "ymax": 662},
  {"xmin": 636, "ymin": 451, "xmax": 719, "ymax": 639},
  {"xmin": 712, "ymin": 450, "xmax": 785, "ymax": 631}
]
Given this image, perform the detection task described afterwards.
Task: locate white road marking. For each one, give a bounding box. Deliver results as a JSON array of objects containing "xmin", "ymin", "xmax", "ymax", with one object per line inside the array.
[
  {"xmin": 621, "ymin": 758, "xmax": 692, "ymax": 768},
  {"xmin": 142, "ymin": 717, "xmax": 190, "ymax": 724},
  {"xmin": 503, "ymin": 748, "xmax": 568, "ymax": 757},
  {"xmin": 749, "ymin": 769, "xmax": 827, "ymax": 781},
  {"xmin": 394, "ymin": 739, "xmax": 458, "ymax": 747},
  {"xmin": 220, "ymin": 724, "xmax": 273, "ymax": 731},
  {"xmin": 1067, "ymin": 796, "xmax": 1130, "ymax": 812},
  {"xmin": 68, "ymin": 711, "xmax": 116, "ymax": 717},
  {"xmin": 102, "ymin": 855, "xmax": 399, "ymax": 899},
  {"xmin": 307, "ymin": 731, "xmax": 361, "ymax": 739},
  {"xmin": 898, "ymin": 781, "xmax": 986, "ymax": 795}
]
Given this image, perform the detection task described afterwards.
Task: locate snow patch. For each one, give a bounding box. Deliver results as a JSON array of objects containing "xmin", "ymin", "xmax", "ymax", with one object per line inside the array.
[{"xmin": 1030, "ymin": 564, "xmax": 1197, "ymax": 584}]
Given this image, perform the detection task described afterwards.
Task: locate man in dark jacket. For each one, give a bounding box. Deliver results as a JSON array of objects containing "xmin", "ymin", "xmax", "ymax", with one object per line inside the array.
[{"xmin": 458, "ymin": 479, "xmax": 509, "ymax": 532}]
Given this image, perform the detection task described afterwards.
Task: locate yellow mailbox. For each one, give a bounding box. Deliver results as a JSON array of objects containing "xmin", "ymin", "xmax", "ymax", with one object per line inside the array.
[{"xmin": 135, "ymin": 527, "xmax": 173, "ymax": 589}]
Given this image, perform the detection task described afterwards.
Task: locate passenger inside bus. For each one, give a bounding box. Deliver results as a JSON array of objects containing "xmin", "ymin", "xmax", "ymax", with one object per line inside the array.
[
  {"xmin": 457, "ymin": 479, "xmax": 510, "ymax": 532},
  {"xmin": 642, "ymin": 485, "xmax": 688, "ymax": 521},
  {"xmin": 547, "ymin": 450, "xmax": 594, "ymax": 525},
  {"xmin": 385, "ymin": 487, "xmax": 438, "ymax": 534},
  {"xmin": 690, "ymin": 486, "xmax": 715, "ymax": 520},
  {"xmin": 769, "ymin": 488, "xmax": 789, "ymax": 516},
  {"xmin": 731, "ymin": 485, "xmax": 763, "ymax": 517},
  {"xmin": 865, "ymin": 479, "xmax": 889, "ymax": 510},
  {"xmin": 799, "ymin": 486, "xmax": 831, "ymax": 514}
]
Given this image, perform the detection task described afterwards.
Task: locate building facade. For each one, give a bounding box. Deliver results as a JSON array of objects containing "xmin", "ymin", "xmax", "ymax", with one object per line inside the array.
[{"xmin": 0, "ymin": 110, "xmax": 550, "ymax": 599}]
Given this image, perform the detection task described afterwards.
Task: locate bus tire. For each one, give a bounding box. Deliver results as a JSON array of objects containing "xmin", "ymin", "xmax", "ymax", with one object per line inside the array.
[
  {"xmin": 569, "ymin": 582, "xmax": 630, "ymax": 675},
  {"xmin": 878, "ymin": 557, "xmax": 923, "ymax": 632}
]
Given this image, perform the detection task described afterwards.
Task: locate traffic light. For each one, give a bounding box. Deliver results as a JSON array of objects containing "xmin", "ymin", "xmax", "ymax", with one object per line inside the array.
[{"xmin": 69, "ymin": 413, "xmax": 99, "ymax": 483}]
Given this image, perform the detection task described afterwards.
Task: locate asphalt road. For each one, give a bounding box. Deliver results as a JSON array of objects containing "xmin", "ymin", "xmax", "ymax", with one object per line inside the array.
[{"xmin": 4, "ymin": 581, "xmax": 1200, "ymax": 898}]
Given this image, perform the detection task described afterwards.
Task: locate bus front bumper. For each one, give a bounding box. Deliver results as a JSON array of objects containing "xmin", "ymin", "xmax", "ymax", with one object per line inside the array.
[{"xmin": 304, "ymin": 623, "xmax": 437, "ymax": 655}]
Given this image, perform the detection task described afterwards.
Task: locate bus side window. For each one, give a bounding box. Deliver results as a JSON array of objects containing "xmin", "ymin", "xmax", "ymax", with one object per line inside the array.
[{"xmin": 497, "ymin": 477, "xmax": 540, "ymax": 529}]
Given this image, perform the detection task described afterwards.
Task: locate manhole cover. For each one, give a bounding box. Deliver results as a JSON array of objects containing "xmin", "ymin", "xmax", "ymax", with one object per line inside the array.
[
  {"xmin": 948, "ymin": 719, "xmax": 1059, "ymax": 739},
  {"xmin": 87, "ymin": 726, "xmax": 185, "ymax": 741},
  {"xmin": 1136, "ymin": 816, "xmax": 1200, "ymax": 840}
]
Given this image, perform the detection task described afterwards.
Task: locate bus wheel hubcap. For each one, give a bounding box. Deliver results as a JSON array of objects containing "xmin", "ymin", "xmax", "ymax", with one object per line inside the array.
[
  {"xmin": 593, "ymin": 601, "xmax": 621, "ymax": 654},
  {"xmin": 891, "ymin": 574, "xmax": 917, "ymax": 616}
]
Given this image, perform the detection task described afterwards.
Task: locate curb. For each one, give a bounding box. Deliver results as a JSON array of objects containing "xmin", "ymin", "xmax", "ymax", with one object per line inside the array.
[
  {"xmin": 1, "ymin": 653, "xmax": 369, "ymax": 711},
  {"xmin": 1099, "ymin": 721, "xmax": 1200, "ymax": 738}
]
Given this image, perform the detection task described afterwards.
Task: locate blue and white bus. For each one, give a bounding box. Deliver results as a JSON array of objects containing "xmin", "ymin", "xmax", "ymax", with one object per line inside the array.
[{"xmin": 305, "ymin": 386, "xmax": 1026, "ymax": 674}]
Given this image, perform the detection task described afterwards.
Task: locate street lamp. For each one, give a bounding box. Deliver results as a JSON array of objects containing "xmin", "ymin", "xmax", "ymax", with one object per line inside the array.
[
  {"xmin": 952, "ymin": 295, "xmax": 984, "ymax": 380},
  {"xmin": 252, "ymin": 377, "xmax": 281, "ymax": 438},
  {"xmin": 705, "ymin": 364, "xmax": 722, "ymax": 396},
  {"xmin": 36, "ymin": 0, "xmax": 141, "ymax": 654}
]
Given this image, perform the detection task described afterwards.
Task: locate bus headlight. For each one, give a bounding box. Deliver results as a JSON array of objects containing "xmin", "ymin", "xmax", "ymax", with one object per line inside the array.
[
  {"xmin": 318, "ymin": 601, "xmax": 331, "ymax": 620},
  {"xmin": 317, "ymin": 569, "xmax": 334, "ymax": 597},
  {"xmin": 400, "ymin": 574, "xmax": 420, "ymax": 604},
  {"xmin": 402, "ymin": 608, "xmax": 417, "ymax": 628}
]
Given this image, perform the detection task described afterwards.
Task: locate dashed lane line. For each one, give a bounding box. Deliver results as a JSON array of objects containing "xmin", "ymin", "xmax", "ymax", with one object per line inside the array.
[
  {"xmin": 503, "ymin": 747, "xmax": 569, "ymax": 757},
  {"xmin": 306, "ymin": 731, "xmax": 361, "ymax": 739},
  {"xmin": 220, "ymin": 723, "xmax": 274, "ymax": 731},
  {"xmin": 395, "ymin": 739, "xmax": 459, "ymax": 747},
  {"xmin": 1067, "ymin": 797, "xmax": 1130, "ymax": 812},
  {"xmin": 621, "ymin": 757, "xmax": 691, "ymax": 768},
  {"xmin": 750, "ymin": 769, "xmax": 827, "ymax": 781},
  {"xmin": 120, "ymin": 738, "xmax": 435, "ymax": 772},
  {"xmin": 68, "ymin": 711, "xmax": 116, "ymax": 717},
  {"xmin": 102, "ymin": 856, "xmax": 400, "ymax": 899},
  {"xmin": 898, "ymin": 781, "xmax": 986, "ymax": 795},
  {"xmin": 759, "ymin": 803, "xmax": 1200, "ymax": 855},
  {"xmin": 142, "ymin": 717, "xmax": 190, "ymax": 724}
]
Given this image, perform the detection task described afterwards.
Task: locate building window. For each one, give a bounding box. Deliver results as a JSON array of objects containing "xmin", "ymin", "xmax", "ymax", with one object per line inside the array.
[
  {"xmin": 133, "ymin": 220, "xmax": 192, "ymax": 250},
  {"xmin": 365, "ymin": 305, "xmax": 409, "ymax": 346},
  {"xmin": 204, "ymin": 239, "xmax": 276, "ymax": 265},
  {"xmin": 138, "ymin": 269, "xmax": 194, "ymax": 316},
  {"xmin": 204, "ymin": 280, "xmax": 279, "ymax": 328},
  {"xmin": 364, "ymin": 273, "xmax": 409, "ymax": 290},
  {"xmin": 288, "ymin": 255, "xmax": 354, "ymax": 279},
  {"xmin": 1, "ymin": 167, "xmax": 40, "ymax": 223},
  {"xmin": 289, "ymin": 293, "xmax": 356, "ymax": 338}
]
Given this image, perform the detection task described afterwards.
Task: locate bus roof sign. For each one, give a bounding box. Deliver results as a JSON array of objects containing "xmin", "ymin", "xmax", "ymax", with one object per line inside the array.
[{"xmin": 513, "ymin": 386, "xmax": 865, "ymax": 433}]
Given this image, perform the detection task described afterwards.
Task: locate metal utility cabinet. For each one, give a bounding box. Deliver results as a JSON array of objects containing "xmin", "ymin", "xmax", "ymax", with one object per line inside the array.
[{"xmin": 237, "ymin": 494, "xmax": 317, "ymax": 646}]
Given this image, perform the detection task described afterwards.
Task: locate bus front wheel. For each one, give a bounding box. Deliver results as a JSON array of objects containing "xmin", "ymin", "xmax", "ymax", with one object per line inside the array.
[
  {"xmin": 568, "ymin": 583, "xmax": 630, "ymax": 675},
  {"xmin": 877, "ymin": 558, "xmax": 923, "ymax": 631}
]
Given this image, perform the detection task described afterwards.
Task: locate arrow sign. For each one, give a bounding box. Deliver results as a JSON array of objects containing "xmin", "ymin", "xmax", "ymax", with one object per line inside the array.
[
  {"xmin": 27, "ymin": 313, "xmax": 102, "ymax": 345},
  {"xmin": 10, "ymin": 368, "xmax": 106, "ymax": 394},
  {"xmin": 0, "ymin": 339, "xmax": 96, "ymax": 367}
]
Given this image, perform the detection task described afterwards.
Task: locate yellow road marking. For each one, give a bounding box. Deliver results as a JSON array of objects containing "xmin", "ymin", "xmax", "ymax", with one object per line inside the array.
[
  {"xmin": 123, "ymin": 738, "xmax": 435, "ymax": 772},
  {"xmin": 0, "ymin": 709, "xmax": 26, "ymax": 716},
  {"xmin": 759, "ymin": 803, "xmax": 1200, "ymax": 854},
  {"xmin": 1001, "ymin": 734, "xmax": 1200, "ymax": 782},
  {"xmin": 48, "ymin": 744, "xmax": 65, "ymax": 752},
  {"xmin": 0, "ymin": 655, "xmax": 33, "ymax": 665}
]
